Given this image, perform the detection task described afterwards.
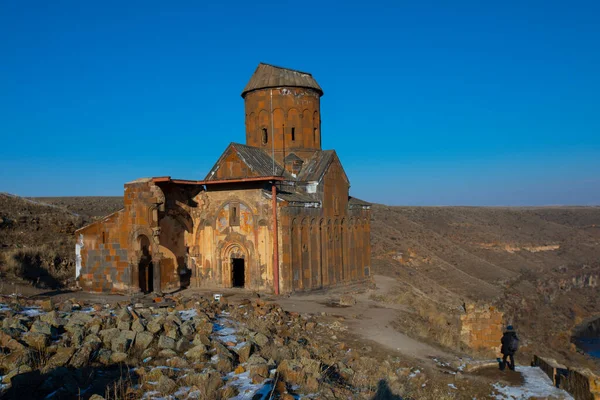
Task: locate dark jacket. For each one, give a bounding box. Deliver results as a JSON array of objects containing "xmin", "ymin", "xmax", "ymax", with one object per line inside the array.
[{"xmin": 501, "ymin": 331, "xmax": 519, "ymax": 355}]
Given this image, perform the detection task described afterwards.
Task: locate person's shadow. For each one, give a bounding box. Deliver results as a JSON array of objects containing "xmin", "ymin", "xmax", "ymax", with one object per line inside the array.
[{"xmin": 372, "ymin": 380, "xmax": 403, "ymax": 400}]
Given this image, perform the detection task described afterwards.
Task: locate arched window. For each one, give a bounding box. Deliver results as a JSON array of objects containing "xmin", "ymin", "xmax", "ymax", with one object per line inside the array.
[
  {"xmin": 262, "ymin": 128, "xmax": 268, "ymax": 144},
  {"xmin": 313, "ymin": 127, "xmax": 318, "ymax": 143},
  {"xmin": 291, "ymin": 127, "xmax": 296, "ymax": 141}
]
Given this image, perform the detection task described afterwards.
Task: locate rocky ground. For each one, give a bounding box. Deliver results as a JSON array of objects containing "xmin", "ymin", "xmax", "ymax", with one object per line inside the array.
[{"xmin": 0, "ymin": 289, "xmax": 575, "ymax": 400}]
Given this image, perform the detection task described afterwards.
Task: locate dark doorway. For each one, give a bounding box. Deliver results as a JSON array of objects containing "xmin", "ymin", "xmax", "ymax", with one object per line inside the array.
[
  {"xmin": 138, "ymin": 237, "xmax": 153, "ymax": 293},
  {"xmin": 231, "ymin": 258, "xmax": 245, "ymax": 288}
]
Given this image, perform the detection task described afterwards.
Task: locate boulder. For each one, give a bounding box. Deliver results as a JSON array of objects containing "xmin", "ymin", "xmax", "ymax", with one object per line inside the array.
[
  {"xmin": 185, "ymin": 344, "xmax": 207, "ymax": 360},
  {"xmin": 134, "ymin": 331, "xmax": 154, "ymax": 351},
  {"xmin": 158, "ymin": 335, "xmax": 175, "ymax": 350},
  {"xmin": 180, "ymin": 321, "xmax": 194, "ymax": 337},
  {"xmin": 234, "ymin": 342, "xmax": 253, "ymax": 363},
  {"xmin": 40, "ymin": 311, "xmax": 66, "ymax": 327},
  {"xmin": 22, "ymin": 331, "xmax": 49, "ymax": 349},
  {"xmin": 70, "ymin": 342, "xmax": 99, "ymax": 368},
  {"xmin": 30, "ymin": 320, "xmax": 57, "ymax": 338},
  {"xmin": 158, "ymin": 349, "xmax": 177, "ymax": 358},
  {"xmin": 96, "ymin": 348, "xmax": 112, "ymax": 365},
  {"xmin": 192, "ymin": 333, "xmax": 211, "ymax": 347},
  {"xmin": 99, "ymin": 328, "xmax": 120, "ymax": 346},
  {"xmin": 215, "ymin": 356, "xmax": 233, "ymax": 374},
  {"xmin": 117, "ymin": 307, "xmax": 132, "ymax": 322},
  {"xmin": 0, "ymin": 331, "xmax": 26, "ymax": 352},
  {"xmin": 111, "ymin": 330, "xmax": 136, "ymax": 353},
  {"xmin": 277, "ymin": 359, "xmax": 305, "ymax": 385},
  {"xmin": 147, "ymin": 317, "xmax": 164, "ymax": 334},
  {"xmin": 253, "ymin": 332, "xmax": 269, "ymax": 347},
  {"xmin": 117, "ymin": 321, "xmax": 131, "ymax": 331},
  {"xmin": 175, "ymin": 338, "xmax": 190, "ymax": 353},
  {"xmin": 44, "ymin": 346, "xmax": 76, "ymax": 371},
  {"xmin": 185, "ymin": 370, "xmax": 224, "ymax": 393},
  {"xmin": 196, "ymin": 320, "xmax": 213, "ymax": 335},
  {"xmin": 110, "ymin": 352, "xmax": 128, "ymax": 363},
  {"xmin": 157, "ymin": 375, "xmax": 177, "ymax": 395},
  {"xmin": 213, "ymin": 342, "xmax": 233, "ymax": 359},
  {"xmin": 249, "ymin": 363, "xmax": 269, "ymax": 384},
  {"xmin": 131, "ymin": 319, "xmax": 146, "ymax": 333}
]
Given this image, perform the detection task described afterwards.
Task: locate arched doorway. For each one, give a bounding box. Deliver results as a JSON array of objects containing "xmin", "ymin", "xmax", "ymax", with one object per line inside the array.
[
  {"xmin": 220, "ymin": 242, "xmax": 249, "ymax": 288},
  {"xmin": 137, "ymin": 235, "xmax": 153, "ymax": 293}
]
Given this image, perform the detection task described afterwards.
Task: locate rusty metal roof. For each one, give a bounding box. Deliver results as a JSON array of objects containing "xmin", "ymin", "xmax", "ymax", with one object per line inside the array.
[
  {"xmin": 241, "ymin": 63, "xmax": 323, "ymax": 98},
  {"xmin": 205, "ymin": 143, "xmax": 293, "ymax": 181}
]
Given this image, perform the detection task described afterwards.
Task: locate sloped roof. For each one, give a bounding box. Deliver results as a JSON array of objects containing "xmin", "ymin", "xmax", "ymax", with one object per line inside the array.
[
  {"xmin": 348, "ymin": 196, "xmax": 371, "ymax": 207},
  {"xmin": 295, "ymin": 150, "xmax": 338, "ymax": 182},
  {"xmin": 242, "ymin": 63, "xmax": 323, "ymax": 98},
  {"xmin": 205, "ymin": 143, "xmax": 292, "ymax": 181},
  {"xmin": 284, "ymin": 153, "xmax": 304, "ymax": 164}
]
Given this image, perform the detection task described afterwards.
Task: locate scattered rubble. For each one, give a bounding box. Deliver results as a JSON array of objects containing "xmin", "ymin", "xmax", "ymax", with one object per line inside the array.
[{"xmin": 0, "ymin": 295, "xmax": 430, "ymax": 399}]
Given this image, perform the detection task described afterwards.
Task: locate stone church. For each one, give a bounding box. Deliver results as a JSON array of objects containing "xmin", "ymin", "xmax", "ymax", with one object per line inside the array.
[{"xmin": 76, "ymin": 63, "xmax": 371, "ymax": 294}]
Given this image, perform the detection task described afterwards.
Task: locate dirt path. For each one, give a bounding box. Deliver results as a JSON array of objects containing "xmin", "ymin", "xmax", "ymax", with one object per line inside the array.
[{"xmin": 272, "ymin": 275, "xmax": 454, "ymax": 361}]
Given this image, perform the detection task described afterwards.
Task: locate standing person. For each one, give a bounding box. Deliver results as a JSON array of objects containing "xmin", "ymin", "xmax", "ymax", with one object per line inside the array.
[{"xmin": 500, "ymin": 325, "xmax": 519, "ymax": 371}]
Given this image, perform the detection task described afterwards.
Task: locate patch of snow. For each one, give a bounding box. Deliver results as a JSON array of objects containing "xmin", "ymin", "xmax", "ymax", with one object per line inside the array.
[
  {"xmin": 409, "ymin": 369, "xmax": 421, "ymax": 378},
  {"xmin": 492, "ymin": 366, "xmax": 573, "ymax": 399},
  {"xmin": 178, "ymin": 309, "xmax": 197, "ymax": 321},
  {"xmin": 225, "ymin": 371, "xmax": 277, "ymax": 400},
  {"xmin": 0, "ymin": 304, "xmax": 11, "ymax": 312},
  {"xmin": 173, "ymin": 386, "xmax": 191, "ymax": 397},
  {"xmin": 20, "ymin": 307, "xmax": 44, "ymax": 317},
  {"xmin": 448, "ymin": 383, "xmax": 457, "ymax": 389},
  {"xmin": 213, "ymin": 319, "xmax": 238, "ymax": 344},
  {"xmin": 141, "ymin": 390, "xmax": 162, "ymax": 399},
  {"xmin": 233, "ymin": 341, "xmax": 247, "ymax": 351}
]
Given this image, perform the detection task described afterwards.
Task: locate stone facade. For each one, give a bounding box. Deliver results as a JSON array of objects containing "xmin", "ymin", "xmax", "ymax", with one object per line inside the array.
[
  {"xmin": 459, "ymin": 304, "xmax": 504, "ymax": 353},
  {"xmin": 76, "ymin": 63, "xmax": 371, "ymax": 294}
]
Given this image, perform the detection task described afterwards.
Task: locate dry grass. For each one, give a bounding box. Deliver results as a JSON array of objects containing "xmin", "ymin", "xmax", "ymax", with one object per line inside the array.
[{"xmin": 1, "ymin": 246, "xmax": 73, "ymax": 288}]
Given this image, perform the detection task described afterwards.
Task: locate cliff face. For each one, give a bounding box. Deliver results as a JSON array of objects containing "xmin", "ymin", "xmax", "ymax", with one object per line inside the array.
[{"xmin": 370, "ymin": 204, "xmax": 600, "ymax": 366}]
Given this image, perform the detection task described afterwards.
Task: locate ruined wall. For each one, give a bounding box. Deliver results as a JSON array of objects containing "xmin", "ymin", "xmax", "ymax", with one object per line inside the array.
[
  {"xmin": 76, "ymin": 210, "xmax": 129, "ymax": 292},
  {"xmin": 534, "ymin": 356, "xmax": 600, "ymax": 400},
  {"xmin": 244, "ymin": 87, "xmax": 321, "ymax": 163},
  {"xmin": 77, "ymin": 179, "xmax": 172, "ymax": 293},
  {"xmin": 189, "ymin": 187, "xmax": 275, "ymax": 292},
  {"xmin": 459, "ymin": 304, "xmax": 504, "ymax": 353}
]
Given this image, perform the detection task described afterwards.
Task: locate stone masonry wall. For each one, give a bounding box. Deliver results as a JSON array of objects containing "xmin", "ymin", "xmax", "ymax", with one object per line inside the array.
[{"xmin": 460, "ymin": 304, "xmax": 504, "ymax": 353}]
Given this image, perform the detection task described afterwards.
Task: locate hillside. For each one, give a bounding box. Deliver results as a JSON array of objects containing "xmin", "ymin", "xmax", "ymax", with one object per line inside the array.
[{"xmin": 2, "ymin": 195, "xmax": 599, "ymax": 366}]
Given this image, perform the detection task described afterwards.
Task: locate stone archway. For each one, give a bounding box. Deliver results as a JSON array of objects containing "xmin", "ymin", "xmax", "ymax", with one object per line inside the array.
[
  {"xmin": 219, "ymin": 242, "xmax": 249, "ymax": 288},
  {"xmin": 130, "ymin": 227, "xmax": 159, "ymax": 294},
  {"xmin": 136, "ymin": 234, "xmax": 153, "ymax": 293}
]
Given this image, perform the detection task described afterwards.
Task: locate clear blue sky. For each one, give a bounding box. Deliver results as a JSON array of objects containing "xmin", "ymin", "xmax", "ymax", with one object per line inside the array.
[{"xmin": 1, "ymin": 0, "xmax": 599, "ymax": 206}]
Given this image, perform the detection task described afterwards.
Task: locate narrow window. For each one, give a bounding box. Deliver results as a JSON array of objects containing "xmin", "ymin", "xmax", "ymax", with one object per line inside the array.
[
  {"xmin": 291, "ymin": 127, "xmax": 295, "ymax": 141},
  {"xmin": 313, "ymin": 127, "xmax": 317, "ymax": 143},
  {"xmin": 262, "ymin": 128, "xmax": 268, "ymax": 145},
  {"xmin": 230, "ymin": 203, "xmax": 240, "ymax": 226}
]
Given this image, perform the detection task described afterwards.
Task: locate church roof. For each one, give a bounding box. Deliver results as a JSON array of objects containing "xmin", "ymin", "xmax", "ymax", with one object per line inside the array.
[
  {"xmin": 205, "ymin": 143, "xmax": 292, "ymax": 181},
  {"xmin": 241, "ymin": 63, "xmax": 323, "ymax": 98}
]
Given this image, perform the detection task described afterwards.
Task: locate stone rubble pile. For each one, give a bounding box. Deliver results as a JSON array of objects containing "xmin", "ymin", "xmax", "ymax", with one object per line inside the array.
[{"xmin": 0, "ymin": 295, "xmax": 412, "ymax": 399}]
